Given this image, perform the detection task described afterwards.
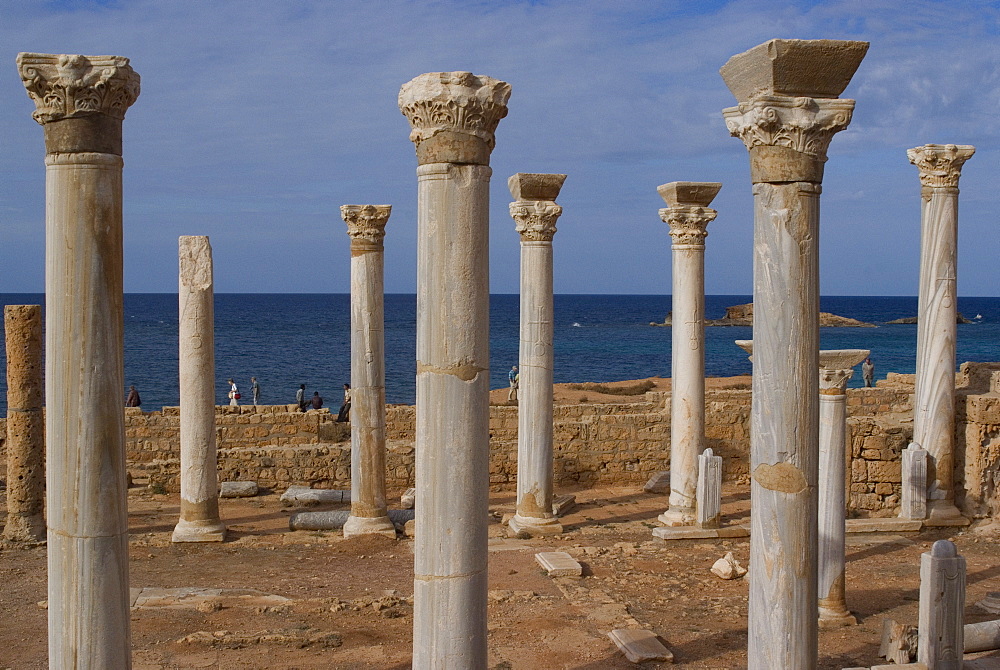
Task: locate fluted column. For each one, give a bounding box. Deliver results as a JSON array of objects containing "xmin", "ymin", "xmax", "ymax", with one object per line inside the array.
[
  {"xmin": 817, "ymin": 350, "xmax": 868, "ymax": 628},
  {"xmin": 721, "ymin": 38, "xmax": 867, "ymax": 669},
  {"xmin": 507, "ymin": 173, "xmax": 566, "ymax": 537},
  {"xmin": 341, "ymin": 204, "xmax": 396, "ymax": 539},
  {"xmin": 399, "ymin": 71, "xmax": 510, "ymax": 668},
  {"xmin": 3, "ymin": 305, "xmax": 45, "ymax": 543},
  {"xmin": 172, "ymin": 236, "xmax": 225, "ymax": 543},
  {"xmin": 909, "ymin": 144, "xmax": 974, "ymax": 525},
  {"xmin": 18, "ymin": 52, "xmax": 140, "ymax": 668},
  {"xmin": 655, "ymin": 182, "xmax": 721, "ymax": 527}
]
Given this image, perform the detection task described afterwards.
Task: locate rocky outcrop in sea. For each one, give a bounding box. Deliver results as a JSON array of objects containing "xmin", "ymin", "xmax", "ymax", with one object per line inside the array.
[{"xmin": 650, "ymin": 303, "xmax": 876, "ymax": 328}]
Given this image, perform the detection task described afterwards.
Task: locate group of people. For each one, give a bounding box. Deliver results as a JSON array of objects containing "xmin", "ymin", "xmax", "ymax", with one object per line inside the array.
[
  {"xmin": 297, "ymin": 382, "xmax": 352, "ymax": 421},
  {"xmin": 226, "ymin": 377, "xmax": 260, "ymax": 406}
]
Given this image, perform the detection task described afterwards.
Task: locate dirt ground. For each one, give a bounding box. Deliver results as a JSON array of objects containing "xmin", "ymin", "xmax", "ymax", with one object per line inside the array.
[
  {"xmin": 4, "ymin": 481, "xmax": 1000, "ymax": 669},
  {"xmin": 2, "ymin": 376, "xmax": 999, "ymax": 668}
]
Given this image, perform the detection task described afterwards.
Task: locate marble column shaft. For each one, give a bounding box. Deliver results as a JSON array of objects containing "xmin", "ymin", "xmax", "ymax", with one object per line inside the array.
[
  {"xmin": 817, "ymin": 355, "xmax": 865, "ymax": 628},
  {"xmin": 172, "ymin": 236, "xmax": 225, "ymax": 543},
  {"xmin": 399, "ymin": 71, "xmax": 510, "ymax": 668},
  {"xmin": 909, "ymin": 144, "xmax": 974, "ymax": 522},
  {"xmin": 508, "ymin": 173, "xmax": 566, "ymax": 537},
  {"xmin": 656, "ymin": 182, "xmax": 720, "ymax": 527},
  {"xmin": 3, "ymin": 304, "xmax": 46, "ymax": 542},
  {"xmin": 18, "ymin": 52, "xmax": 140, "ymax": 668},
  {"xmin": 721, "ymin": 38, "xmax": 867, "ymax": 669},
  {"xmin": 341, "ymin": 204, "xmax": 396, "ymax": 539}
]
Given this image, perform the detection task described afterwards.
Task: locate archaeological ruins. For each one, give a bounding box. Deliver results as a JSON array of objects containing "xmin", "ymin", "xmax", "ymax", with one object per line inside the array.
[{"xmin": 3, "ymin": 38, "xmax": 1000, "ymax": 669}]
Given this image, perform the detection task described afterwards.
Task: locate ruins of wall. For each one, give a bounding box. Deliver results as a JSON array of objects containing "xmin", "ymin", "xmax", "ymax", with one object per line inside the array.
[{"xmin": 3, "ymin": 363, "xmax": 1000, "ymax": 519}]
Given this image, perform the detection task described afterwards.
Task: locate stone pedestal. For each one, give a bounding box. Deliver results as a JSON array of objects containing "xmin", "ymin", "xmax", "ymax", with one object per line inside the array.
[
  {"xmin": 696, "ymin": 448, "xmax": 722, "ymax": 529},
  {"xmin": 507, "ymin": 173, "xmax": 566, "ymax": 538},
  {"xmin": 909, "ymin": 143, "xmax": 975, "ymax": 525},
  {"xmin": 3, "ymin": 305, "xmax": 45, "ymax": 542},
  {"xmin": 399, "ymin": 71, "xmax": 510, "ymax": 669},
  {"xmin": 817, "ymin": 350, "xmax": 868, "ymax": 629},
  {"xmin": 18, "ymin": 52, "xmax": 140, "ymax": 668},
  {"xmin": 721, "ymin": 38, "xmax": 867, "ymax": 669},
  {"xmin": 900, "ymin": 443, "xmax": 929, "ymax": 520},
  {"xmin": 654, "ymin": 181, "xmax": 720, "ymax": 527},
  {"xmin": 172, "ymin": 236, "xmax": 225, "ymax": 543},
  {"xmin": 341, "ymin": 204, "xmax": 396, "ymax": 539},
  {"xmin": 918, "ymin": 540, "xmax": 965, "ymax": 669}
]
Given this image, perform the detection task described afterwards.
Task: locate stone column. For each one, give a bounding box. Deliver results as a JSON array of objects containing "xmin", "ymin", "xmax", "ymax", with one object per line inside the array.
[
  {"xmin": 3, "ymin": 305, "xmax": 45, "ymax": 543},
  {"xmin": 655, "ymin": 181, "xmax": 721, "ymax": 527},
  {"xmin": 721, "ymin": 38, "xmax": 867, "ymax": 669},
  {"xmin": 18, "ymin": 52, "xmax": 140, "ymax": 667},
  {"xmin": 507, "ymin": 173, "xmax": 566, "ymax": 538},
  {"xmin": 918, "ymin": 540, "xmax": 965, "ymax": 669},
  {"xmin": 399, "ymin": 71, "xmax": 510, "ymax": 668},
  {"xmin": 909, "ymin": 143, "xmax": 975, "ymax": 524},
  {"xmin": 172, "ymin": 236, "xmax": 225, "ymax": 543},
  {"xmin": 341, "ymin": 204, "xmax": 396, "ymax": 539},
  {"xmin": 817, "ymin": 349, "xmax": 868, "ymax": 628}
]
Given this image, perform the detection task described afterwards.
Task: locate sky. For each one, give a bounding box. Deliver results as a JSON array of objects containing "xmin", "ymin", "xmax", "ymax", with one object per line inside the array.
[{"xmin": 0, "ymin": 0, "xmax": 998, "ymax": 296}]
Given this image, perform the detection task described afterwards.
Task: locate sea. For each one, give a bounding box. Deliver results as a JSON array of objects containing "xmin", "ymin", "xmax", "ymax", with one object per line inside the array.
[{"xmin": 0, "ymin": 294, "xmax": 998, "ymax": 414}]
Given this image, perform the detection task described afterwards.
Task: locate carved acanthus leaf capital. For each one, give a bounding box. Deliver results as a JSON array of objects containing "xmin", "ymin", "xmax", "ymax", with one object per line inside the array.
[
  {"xmin": 659, "ymin": 206, "xmax": 717, "ymax": 246},
  {"xmin": 907, "ymin": 144, "xmax": 975, "ymax": 188},
  {"xmin": 723, "ymin": 95, "xmax": 855, "ymax": 182},
  {"xmin": 341, "ymin": 205, "xmax": 391, "ymax": 244},
  {"xmin": 399, "ymin": 71, "xmax": 510, "ymax": 165},
  {"xmin": 819, "ymin": 367, "xmax": 853, "ymax": 393},
  {"xmin": 17, "ymin": 53, "xmax": 140, "ymax": 124},
  {"xmin": 510, "ymin": 201, "xmax": 562, "ymax": 242}
]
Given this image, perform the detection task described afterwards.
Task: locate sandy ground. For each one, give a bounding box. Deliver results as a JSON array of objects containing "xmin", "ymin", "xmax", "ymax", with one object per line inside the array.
[
  {"xmin": 3, "ymin": 377, "xmax": 1000, "ymax": 668},
  {"xmin": 3, "ymin": 482, "xmax": 1000, "ymax": 669}
]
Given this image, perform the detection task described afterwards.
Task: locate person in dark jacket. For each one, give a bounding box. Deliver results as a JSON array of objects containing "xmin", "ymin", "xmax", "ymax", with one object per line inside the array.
[{"xmin": 125, "ymin": 385, "xmax": 141, "ymax": 407}]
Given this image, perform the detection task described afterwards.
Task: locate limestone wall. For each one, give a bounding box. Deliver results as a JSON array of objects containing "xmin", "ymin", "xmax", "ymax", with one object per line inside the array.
[{"xmin": 4, "ymin": 363, "xmax": 1000, "ymax": 519}]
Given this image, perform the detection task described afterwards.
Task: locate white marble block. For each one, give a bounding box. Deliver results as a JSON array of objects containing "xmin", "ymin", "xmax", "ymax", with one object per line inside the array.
[
  {"xmin": 535, "ymin": 551, "xmax": 582, "ymax": 577},
  {"xmin": 918, "ymin": 540, "xmax": 965, "ymax": 669},
  {"xmin": 696, "ymin": 448, "xmax": 722, "ymax": 529},
  {"xmin": 901, "ymin": 443, "xmax": 929, "ymax": 520},
  {"xmin": 607, "ymin": 629, "xmax": 674, "ymax": 663}
]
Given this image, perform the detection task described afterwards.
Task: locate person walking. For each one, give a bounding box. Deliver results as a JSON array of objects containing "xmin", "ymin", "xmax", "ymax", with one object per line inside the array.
[
  {"xmin": 250, "ymin": 376, "xmax": 260, "ymax": 405},
  {"xmin": 228, "ymin": 378, "xmax": 240, "ymax": 406},
  {"xmin": 508, "ymin": 365, "xmax": 519, "ymax": 402},
  {"xmin": 310, "ymin": 391, "xmax": 323, "ymax": 410},
  {"xmin": 862, "ymin": 357, "xmax": 875, "ymax": 387},
  {"xmin": 296, "ymin": 384, "xmax": 306, "ymax": 412},
  {"xmin": 125, "ymin": 385, "xmax": 141, "ymax": 408},
  {"xmin": 336, "ymin": 383, "xmax": 351, "ymax": 422}
]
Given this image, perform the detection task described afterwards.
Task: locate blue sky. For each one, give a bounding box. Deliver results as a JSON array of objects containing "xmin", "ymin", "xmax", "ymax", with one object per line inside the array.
[{"xmin": 1, "ymin": 0, "xmax": 998, "ymax": 295}]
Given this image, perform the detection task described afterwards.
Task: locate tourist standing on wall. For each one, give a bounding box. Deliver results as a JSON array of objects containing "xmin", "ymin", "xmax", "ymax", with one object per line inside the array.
[
  {"xmin": 250, "ymin": 377, "xmax": 260, "ymax": 405},
  {"xmin": 337, "ymin": 383, "xmax": 351, "ymax": 422},
  {"xmin": 862, "ymin": 357, "xmax": 875, "ymax": 387},
  {"xmin": 508, "ymin": 365, "xmax": 519, "ymax": 401},
  {"xmin": 296, "ymin": 384, "xmax": 306, "ymax": 411},
  {"xmin": 228, "ymin": 378, "xmax": 240, "ymax": 406}
]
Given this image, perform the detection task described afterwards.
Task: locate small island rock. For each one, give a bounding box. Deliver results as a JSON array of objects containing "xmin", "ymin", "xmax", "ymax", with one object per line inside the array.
[{"xmin": 651, "ymin": 303, "xmax": 875, "ymax": 327}]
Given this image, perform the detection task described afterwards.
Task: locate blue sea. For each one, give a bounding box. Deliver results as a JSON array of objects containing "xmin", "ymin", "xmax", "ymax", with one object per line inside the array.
[{"xmin": 1, "ymin": 294, "xmax": 998, "ymax": 414}]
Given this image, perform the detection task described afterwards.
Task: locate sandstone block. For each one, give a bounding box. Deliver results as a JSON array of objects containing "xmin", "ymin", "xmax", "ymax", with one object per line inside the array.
[{"xmin": 219, "ymin": 481, "xmax": 258, "ymax": 498}]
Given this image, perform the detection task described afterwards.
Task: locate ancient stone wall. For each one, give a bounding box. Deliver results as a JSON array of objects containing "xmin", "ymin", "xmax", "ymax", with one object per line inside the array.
[{"xmin": 3, "ymin": 364, "xmax": 1000, "ymax": 519}]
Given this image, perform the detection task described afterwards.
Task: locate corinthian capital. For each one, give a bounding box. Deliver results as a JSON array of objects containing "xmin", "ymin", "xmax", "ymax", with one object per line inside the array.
[
  {"xmin": 341, "ymin": 205, "xmax": 391, "ymax": 246},
  {"xmin": 509, "ymin": 173, "xmax": 565, "ymax": 242},
  {"xmin": 819, "ymin": 368, "xmax": 853, "ymax": 394},
  {"xmin": 17, "ymin": 53, "xmax": 140, "ymax": 124},
  {"xmin": 723, "ymin": 97, "xmax": 855, "ymax": 183},
  {"xmin": 398, "ymin": 71, "xmax": 510, "ymax": 166},
  {"xmin": 657, "ymin": 181, "xmax": 720, "ymax": 247},
  {"xmin": 907, "ymin": 144, "xmax": 975, "ymax": 188}
]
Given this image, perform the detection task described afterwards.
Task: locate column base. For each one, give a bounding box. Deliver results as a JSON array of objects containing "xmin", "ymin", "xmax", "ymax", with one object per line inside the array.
[
  {"xmin": 2, "ymin": 514, "xmax": 47, "ymax": 543},
  {"xmin": 657, "ymin": 507, "xmax": 696, "ymax": 527},
  {"xmin": 818, "ymin": 607, "xmax": 858, "ymax": 629},
  {"xmin": 508, "ymin": 514, "xmax": 563, "ymax": 537},
  {"xmin": 171, "ymin": 518, "xmax": 226, "ymax": 543},
  {"xmin": 343, "ymin": 514, "xmax": 397, "ymax": 539},
  {"xmin": 924, "ymin": 500, "xmax": 970, "ymax": 527}
]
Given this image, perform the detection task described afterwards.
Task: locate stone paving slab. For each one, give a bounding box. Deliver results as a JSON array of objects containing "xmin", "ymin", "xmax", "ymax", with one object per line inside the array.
[
  {"xmin": 535, "ymin": 551, "xmax": 582, "ymax": 577},
  {"xmin": 846, "ymin": 518, "xmax": 923, "ymax": 533},
  {"xmin": 607, "ymin": 629, "xmax": 674, "ymax": 663},
  {"xmin": 652, "ymin": 524, "xmax": 749, "ymax": 541}
]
